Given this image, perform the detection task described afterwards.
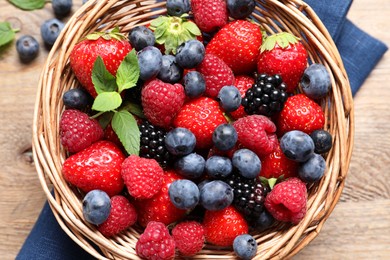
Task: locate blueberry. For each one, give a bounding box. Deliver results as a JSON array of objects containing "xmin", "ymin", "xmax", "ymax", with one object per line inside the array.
[
  {"xmin": 253, "ymin": 210, "xmax": 274, "ymax": 232},
  {"xmin": 301, "ymin": 63, "xmax": 332, "ymax": 99},
  {"xmin": 183, "ymin": 71, "xmax": 206, "ymax": 98},
  {"xmin": 233, "ymin": 234, "xmax": 257, "ymax": 260},
  {"xmin": 137, "ymin": 46, "xmax": 162, "ymax": 81},
  {"xmin": 128, "ymin": 26, "xmax": 156, "ymax": 51},
  {"xmin": 165, "ymin": 127, "xmax": 196, "ymax": 156},
  {"xmin": 52, "ymin": 0, "xmax": 73, "ymax": 17},
  {"xmin": 310, "ymin": 129, "xmax": 333, "ymax": 154},
  {"xmin": 168, "ymin": 179, "xmax": 200, "ymax": 210},
  {"xmin": 212, "ymin": 123, "xmax": 238, "ymax": 151},
  {"xmin": 232, "ymin": 149, "xmax": 261, "ymax": 179},
  {"xmin": 157, "ymin": 55, "xmax": 183, "ymax": 83},
  {"xmin": 63, "ymin": 88, "xmax": 93, "ymax": 111},
  {"xmin": 174, "ymin": 153, "xmax": 205, "ymax": 179},
  {"xmin": 199, "ymin": 180, "xmax": 234, "ymax": 211},
  {"xmin": 299, "ymin": 153, "xmax": 326, "ymax": 183},
  {"xmin": 16, "ymin": 35, "xmax": 39, "ymax": 63},
  {"xmin": 175, "ymin": 40, "xmax": 205, "ymax": 69},
  {"xmin": 227, "ymin": 0, "xmax": 255, "ymax": 19},
  {"xmin": 205, "ymin": 156, "xmax": 233, "ymax": 179},
  {"xmin": 166, "ymin": 0, "xmax": 190, "ymax": 16},
  {"xmin": 82, "ymin": 190, "xmax": 111, "ymax": 225},
  {"xmin": 218, "ymin": 85, "xmax": 242, "ymax": 112},
  {"xmin": 40, "ymin": 18, "xmax": 65, "ymax": 48},
  {"xmin": 280, "ymin": 130, "xmax": 315, "ymax": 162}
]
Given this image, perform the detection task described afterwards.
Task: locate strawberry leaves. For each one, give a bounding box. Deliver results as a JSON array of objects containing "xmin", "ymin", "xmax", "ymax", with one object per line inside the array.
[{"xmin": 91, "ymin": 49, "xmax": 141, "ymax": 155}]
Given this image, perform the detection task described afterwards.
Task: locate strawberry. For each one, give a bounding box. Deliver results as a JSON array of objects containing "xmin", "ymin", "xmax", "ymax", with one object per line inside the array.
[
  {"xmin": 233, "ymin": 115, "xmax": 278, "ymax": 158},
  {"xmin": 97, "ymin": 195, "xmax": 137, "ymax": 237},
  {"xmin": 264, "ymin": 177, "xmax": 307, "ymax": 224},
  {"xmin": 121, "ymin": 155, "xmax": 164, "ymax": 199},
  {"xmin": 62, "ymin": 140, "xmax": 125, "ymax": 197},
  {"xmin": 134, "ymin": 170, "xmax": 187, "ymax": 227},
  {"xmin": 203, "ymin": 205, "xmax": 248, "ymax": 247},
  {"xmin": 260, "ymin": 142, "xmax": 299, "ymax": 179},
  {"xmin": 206, "ymin": 20, "xmax": 263, "ymax": 74},
  {"xmin": 141, "ymin": 79, "xmax": 186, "ymax": 129},
  {"xmin": 229, "ymin": 75, "xmax": 255, "ymax": 120},
  {"xmin": 173, "ymin": 97, "xmax": 227, "ymax": 149},
  {"xmin": 191, "ymin": 0, "xmax": 228, "ymax": 33},
  {"xmin": 257, "ymin": 32, "xmax": 308, "ymax": 93},
  {"xmin": 60, "ymin": 109, "xmax": 104, "ymax": 153},
  {"xmin": 277, "ymin": 93, "xmax": 325, "ymax": 135},
  {"xmin": 196, "ymin": 53, "xmax": 235, "ymax": 98},
  {"xmin": 69, "ymin": 28, "xmax": 132, "ymax": 97}
]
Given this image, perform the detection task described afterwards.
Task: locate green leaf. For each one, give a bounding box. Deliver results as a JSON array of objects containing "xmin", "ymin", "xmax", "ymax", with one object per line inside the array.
[
  {"xmin": 92, "ymin": 92, "xmax": 122, "ymax": 112},
  {"xmin": 116, "ymin": 49, "xmax": 140, "ymax": 93},
  {"xmin": 111, "ymin": 110, "xmax": 140, "ymax": 155},
  {"xmin": 122, "ymin": 102, "xmax": 145, "ymax": 119},
  {"xmin": 150, "ymin": 16, "xmax": 168, "ymax": 29},
  {"xmin": 0, "ymin": 22, "xmax": 16, "ymax": 47},
  {"xmin": 92, "ymin": 56, "xmax": 117, "ymax": 94},
  {"xmin": 183, "ymin": 21, "xmax": 201, "ymax": 36},
  {"xmin": 8, "ymin": 0, "xmax": 45, "ymax": 10}
]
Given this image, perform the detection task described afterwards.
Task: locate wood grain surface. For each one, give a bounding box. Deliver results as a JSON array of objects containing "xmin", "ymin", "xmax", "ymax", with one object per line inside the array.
[{"xmin": 0, "ymin": 0, "xmax": 389, "ymax": 259}]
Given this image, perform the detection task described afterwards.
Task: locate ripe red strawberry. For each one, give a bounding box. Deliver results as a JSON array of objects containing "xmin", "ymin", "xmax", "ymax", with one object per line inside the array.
[
  {"xmin": 173, "ymin": 97, "xmax": 227, "ymax": 149},
  {"xmin": 191, "ymin": 0, "xmax": 228, "ymax": 33},
  {"xmin": 260, "ymin": 143, "xmax": 299, "ymax": 179},
  {"xmin": 62, "ymin": 140, "xmax": 125, "ymax": 197},
  {"xmin": 60, "ymin": 109, "xmax": 104, "ymax": 153},
  {"xmin": 277, "ymin": 93, "xmax": 325, "ymax": 135},
  {"xmin": 134, "ymin": 170, "xmax": 187, "ymax": 227},
  {"xmin": 230, "ymin": 75, "xmax": 255, "ymax": 120},
  {"xmin": 121, "ymin": 155, "xmax": 164, "ymax": 199},
  {"xmin": 97, "ymin": 195, "xmax": 137, "ymax": 237},
  {"xmin": 196, "ymin": 53, "xmax": 235, "ymax": 98},
  {"xmin": 203, "ymin": 205, "xmax": 248, "ymax": 247},
  {"xmin": 233, "ymin": 115, "xmax": 278, "ymax": 158},
  {"xmin": 264, "ymin": 177, "xmax": 307, "ymax": 224},
  {"xmin": 206, "ymin": 20, "xmax": 263, "ymax": 74},
  {"xmin": 141, "ymin": 79, "xmax": 186, "ymax": 129},
  {"xmin": 172, "ymin": 221, "xmax": 205, "ymax": 256},
  {"xmin": 257, "ymin": 32, "xmax": 308, "ymax": 93},
  {"xmin": 69, "ymin": 29, "xmax": 132, "ymax": 97}
]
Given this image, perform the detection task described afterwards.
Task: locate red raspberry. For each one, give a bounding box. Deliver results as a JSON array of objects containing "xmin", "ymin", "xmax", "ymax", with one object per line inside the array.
[
  {"xmin": 173, "ymin": 97, "xmax": 227, "ymax": 149},
  {"xmin": 233, "ymin": 115, "xmax": 278, "ymax": 158},
  {"xmin": 60, "ymin": 109, "xmax": 104, "ymax": 153},
  {"xmin": 62, "ymin": 140, "xmax": 125, "ymax": 197},
  {"xmin": 172, "ymin": 221, "xmax": 205, "ymax": 256},
  {"xmin": 141, "ymin": 79, "xmax": 186, "ymax": 129},
  {"xmin": 121, "ymin": 155, "xmax": 164, "ymax": 199},
  {"xmin": 136, "ymin": 221, "xmax": 176, "ymax": 260},
  {"xmin": 97, "ymin": 195, "xmax": 137, "ymax": 237},
  {"xmin": 191, "ymin": 0, "xmax": 228, "ymax": 33},
  {"xmin": 196, "ymin": 53, "xmax": 235, "ymax": 98},
  {"xmin": 230, "ymin": 75, "xmax": 255, "ymax": 120},
  {"xmin": 265, "ymin": 177, "xmax": 307, "ymax": 224}
]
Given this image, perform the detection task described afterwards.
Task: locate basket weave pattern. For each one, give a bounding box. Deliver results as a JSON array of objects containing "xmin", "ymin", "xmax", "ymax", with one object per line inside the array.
[{"xmin": 32, "ymin": 0, "xmax": 354, "ymax": 259}]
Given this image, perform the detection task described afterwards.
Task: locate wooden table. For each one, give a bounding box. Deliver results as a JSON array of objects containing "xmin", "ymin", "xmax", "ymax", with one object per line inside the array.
[{"xmin": 1, "ymin": 0, "xmax": 389, "ymax": 259}]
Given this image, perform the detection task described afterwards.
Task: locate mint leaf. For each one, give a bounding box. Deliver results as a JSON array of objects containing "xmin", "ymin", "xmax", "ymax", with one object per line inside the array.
[
  {"xmin": 8, "ymin": 0, "xmax": 45, "ymax": 10},
  {"xmin": 116, "ymin": 49, "xmax": 140, "ymax": 93},
  {"xmin": 111, "ymin": 110, "xmax": 140, "ymax": 155},
  {"xmin": 92, "ymin": 56, "xmax": 117, "ymax": 94},
  {"xmin": 92, "ymin": 92, "xmax": 122, "ymax": 112},
  {"xmin": 0, "ymin": 22, "xmax": 16, "ymax": 47}
]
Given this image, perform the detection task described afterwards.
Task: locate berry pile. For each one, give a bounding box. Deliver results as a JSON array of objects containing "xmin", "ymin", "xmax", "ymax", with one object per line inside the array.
[{"xmin": 58, "ymin": 0, "xmax": 334, "ymax": 258}]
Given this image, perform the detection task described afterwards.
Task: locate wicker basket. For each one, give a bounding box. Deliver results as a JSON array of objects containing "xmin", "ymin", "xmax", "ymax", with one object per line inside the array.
[{"xmin": 32, "ymin": 0, "xmax": 354, "ymax": 259}]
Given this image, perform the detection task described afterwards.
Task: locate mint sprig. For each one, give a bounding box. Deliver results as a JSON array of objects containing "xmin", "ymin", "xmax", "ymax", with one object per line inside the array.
[
  {"xmin": 8, "ymin": 0, "xmax": 45, "ymax": 10},
  {"xmin": 0, "ymin": 22, "xmax": 18, "ymax": 48},
  {"xmin": 116, "ymin": 49, "xmax": 140, "ymax": 93},
  {"xmin": 112, "ymin": 110, "xmax": 140, "ymax": 156}
]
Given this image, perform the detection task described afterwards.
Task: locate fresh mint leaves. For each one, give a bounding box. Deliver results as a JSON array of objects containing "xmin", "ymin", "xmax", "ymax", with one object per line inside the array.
[
  {"xmin": 0, "ymin": 22, "xmax": 18, "ymax": 47},
  {"xmin": 111, "ymin": 110, "xmax": 140, "ymax": 156},
  {"xmin": 8, "ymin": 0, "xmax": 45, "ymax": 10},
  {"xmin": 116, "ymin": 49, "xmax": 140, "ymax": 93}
]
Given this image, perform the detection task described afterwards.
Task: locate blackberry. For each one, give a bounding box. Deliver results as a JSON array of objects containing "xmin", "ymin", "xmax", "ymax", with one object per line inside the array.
[
  {"xmin": 242, "ymin": 73, "xmax": 288, "ymax": 116},
  {"xmin": 139, "ymin": 121, "xmax": 171, "ymax": 168},
  {"xmin": 225, "ymin": 172, "xmax": 268, "ymax": 222}
]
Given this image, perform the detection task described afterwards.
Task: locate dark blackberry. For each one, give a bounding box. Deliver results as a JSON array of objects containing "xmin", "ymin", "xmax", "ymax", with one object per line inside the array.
[
  {"xmin": 225, "ymin": 172, "xmax": 268, "ymax": 222},
  {"xmin": 139, "ymin": 121, "xmax": 172, "ymax": 168},
  {"xmin": 241, "ymin": 73, "xmax": 288, "ymax": 116}
]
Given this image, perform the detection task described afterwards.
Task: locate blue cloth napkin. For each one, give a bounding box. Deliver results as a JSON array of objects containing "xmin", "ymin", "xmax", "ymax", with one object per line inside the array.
[{"xmin": 16, "ymin": 1, "xmax": 388, "ymax": 259}]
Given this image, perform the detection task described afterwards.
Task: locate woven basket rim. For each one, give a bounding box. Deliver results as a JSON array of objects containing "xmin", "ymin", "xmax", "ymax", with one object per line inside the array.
[{"xmin": 32, "ymin": 0, "xmax": 354, "ymax": 259}]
